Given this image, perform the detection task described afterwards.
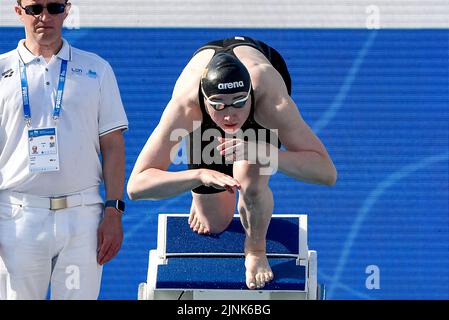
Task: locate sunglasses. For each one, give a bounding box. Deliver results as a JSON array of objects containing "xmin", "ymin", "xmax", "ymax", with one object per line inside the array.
[
  {"xmin": 20, "ymin": 2, "xmax": 68, "ymax": 16},
  {"xmin": 202, "ymin": 84, "xmax": 251, "ymax": 111}
]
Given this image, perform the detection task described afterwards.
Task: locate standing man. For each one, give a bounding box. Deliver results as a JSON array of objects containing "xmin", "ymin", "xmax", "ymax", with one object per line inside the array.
[
  {"xmin": 0, "ymin": 0, "xmax": 128, "ymax": 299},
  {"xmin": 127, "ymin": 36, "xmax": 337, "ymax": 290}
]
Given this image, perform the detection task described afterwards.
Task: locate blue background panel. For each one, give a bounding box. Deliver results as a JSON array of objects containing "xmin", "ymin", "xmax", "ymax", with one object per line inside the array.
[
  {"xmin": 165, "ymin": 216, "xmax": 299, "ymax": 255},
  {"xmin": 0, "ymin": 28, "xmax": 447, "ymax": 299},
  {"xmin": 157, "ymin": 257, "xmax": 306, "ymax": 291}
]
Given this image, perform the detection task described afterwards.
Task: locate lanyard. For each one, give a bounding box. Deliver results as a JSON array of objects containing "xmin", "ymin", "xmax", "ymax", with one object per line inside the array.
[{"xmin": 19, "ymin": 59, "xmax": 68, "ymax": 127}]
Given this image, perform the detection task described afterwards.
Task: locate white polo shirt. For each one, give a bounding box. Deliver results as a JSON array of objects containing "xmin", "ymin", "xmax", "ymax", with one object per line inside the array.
[{"xmin": 0, "ymin": 39, "xmax": 128, "ymax": 196}]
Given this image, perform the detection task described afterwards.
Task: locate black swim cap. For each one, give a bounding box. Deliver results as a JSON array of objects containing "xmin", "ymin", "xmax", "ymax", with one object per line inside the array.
[{"xmin": 201, "ymin": 53, "xmax": 251, "ymax": 97}]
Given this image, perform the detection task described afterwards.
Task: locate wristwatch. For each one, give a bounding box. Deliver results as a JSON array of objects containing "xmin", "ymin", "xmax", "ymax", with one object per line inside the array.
[{"xmin": 104, "ymin": 199, "xmax": 125, "ymax": 213}]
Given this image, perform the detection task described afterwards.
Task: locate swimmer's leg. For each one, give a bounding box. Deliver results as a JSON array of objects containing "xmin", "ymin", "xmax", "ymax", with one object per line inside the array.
[
  {"xmin": 233, "ymin": 161, "xmax": 274, "ymax": 290},
  {"xmin": 189, "ymin": 191, "xmax": 236, "ymax": 234}
]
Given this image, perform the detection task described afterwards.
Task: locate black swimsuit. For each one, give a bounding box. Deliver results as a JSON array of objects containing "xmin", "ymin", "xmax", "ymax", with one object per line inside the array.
[{"xmin": 187, "ymin": 36, "xmax": 292, "ymax": 194}]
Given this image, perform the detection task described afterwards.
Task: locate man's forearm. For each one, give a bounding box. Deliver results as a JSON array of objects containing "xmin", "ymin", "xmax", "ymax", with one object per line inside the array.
[
  {"xmin": 276, "ymin": 150, "xmax": 337, "ymax": 186},
  {"xmin": 101, "ymin": 133, "xmax": 126, "ymax": 201}
]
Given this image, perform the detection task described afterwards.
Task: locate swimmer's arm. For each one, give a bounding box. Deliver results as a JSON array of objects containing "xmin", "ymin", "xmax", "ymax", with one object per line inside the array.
[
  {"xmin": 127, "ymin": 99, "xmax": 240, "ymax": 200},
  {"xmin": 258, "ymin": 68, "xmax": 337, "ymax": 186},
  {"xmin": 128, "ymin": 167, "xmax": 205, "ymax": 200},
  {"xmin": 276, "ymin": 112, "xmax": 337, "ymax": 186},
  {"xmin": 127, "ymin": 99, "xmax": 203, "ymax": 200}
]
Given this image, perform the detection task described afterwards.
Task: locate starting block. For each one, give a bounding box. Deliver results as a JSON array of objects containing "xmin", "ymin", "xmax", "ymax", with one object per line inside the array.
[{"xmin": 138, "ymin": 214, "xmax": 325, "ymax": 300}]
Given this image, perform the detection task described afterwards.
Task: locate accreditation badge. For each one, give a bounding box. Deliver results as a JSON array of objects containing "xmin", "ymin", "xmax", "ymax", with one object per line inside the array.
[{"xmin": 28, "ymin": 127, "xmax": 60, "ymax": 172}]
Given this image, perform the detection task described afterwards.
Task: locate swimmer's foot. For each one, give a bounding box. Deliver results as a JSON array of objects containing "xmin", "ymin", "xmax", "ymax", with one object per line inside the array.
[
  {"xmin": 244, "ymin": 251, "xmax": 274, "ymax": 290},
  {"xmin": 188, "ymin": 209, "xmax": 210, "ymax": 235}
]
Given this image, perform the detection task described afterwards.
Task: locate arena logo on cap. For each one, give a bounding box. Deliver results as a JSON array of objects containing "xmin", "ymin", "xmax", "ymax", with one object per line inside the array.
[{"xmin": 218, "ymin": 81, "xmax": 245, "ymax": 90}]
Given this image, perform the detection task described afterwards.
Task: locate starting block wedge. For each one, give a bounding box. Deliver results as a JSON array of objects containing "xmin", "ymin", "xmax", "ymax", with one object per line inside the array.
[{"xmin": 138, "ymin": 214, "xmax": 325, "ymax": 300}]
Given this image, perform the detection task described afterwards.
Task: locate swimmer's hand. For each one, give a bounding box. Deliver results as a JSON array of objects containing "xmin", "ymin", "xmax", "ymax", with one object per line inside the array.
[
  {"xmin": 199, "ymin": 169, "xmax": 241, "ymax": 193},
  {"xmin": 217, "ymin": 136, "xmax": 247, "ymax": 162}
]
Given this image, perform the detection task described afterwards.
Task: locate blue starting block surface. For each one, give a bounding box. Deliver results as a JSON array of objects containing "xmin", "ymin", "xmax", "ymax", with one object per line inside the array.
[
  {"xmin": 157, "ymin": 257, "xmax": 306, "ymax": 290},
  {"xmin": 163, "ymin": 215, "xmax": 302, "ymax": 256}
]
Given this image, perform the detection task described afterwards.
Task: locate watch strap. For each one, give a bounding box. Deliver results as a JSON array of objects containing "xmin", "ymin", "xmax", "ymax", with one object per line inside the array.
[{"xmin": 104, "ymin": 199, "xmax": 125, "ymax": 213}]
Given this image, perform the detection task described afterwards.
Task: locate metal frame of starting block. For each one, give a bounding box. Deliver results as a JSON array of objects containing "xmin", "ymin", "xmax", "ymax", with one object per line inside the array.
[{"xmin": 138, "ymin": 213, "xmax": 325, "ymax": 300}]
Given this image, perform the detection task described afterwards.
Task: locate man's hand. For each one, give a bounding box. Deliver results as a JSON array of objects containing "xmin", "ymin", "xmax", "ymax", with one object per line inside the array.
[{"xmin": 97, "ymin": 207, "xmax": 123, "ymax": 265}]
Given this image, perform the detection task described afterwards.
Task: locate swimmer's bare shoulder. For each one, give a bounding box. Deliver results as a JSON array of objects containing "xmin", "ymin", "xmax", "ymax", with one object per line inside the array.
[
  {"xmin": 130, "ymin": 49, "xmax": 216, "ymax": 172},
  {"xmin": 234, "ymin": 45, "xmax": 290, "ymax": 129},
  {"xmin": 170, "ymin": 48, "xmax": 216, "ymax": 123},
  {"xmin": 233, "ymin": 45, "xmax": 269, "ymax": 92},
  {"xmin": 236, "ymin": 45, "xmax": 326, "ymax": 154}
]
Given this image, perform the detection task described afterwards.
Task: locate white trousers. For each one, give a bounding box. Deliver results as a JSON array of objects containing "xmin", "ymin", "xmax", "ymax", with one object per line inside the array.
[{"xmin": 0, "ymin": 201, "xmax": 103, "ymax": 300}]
